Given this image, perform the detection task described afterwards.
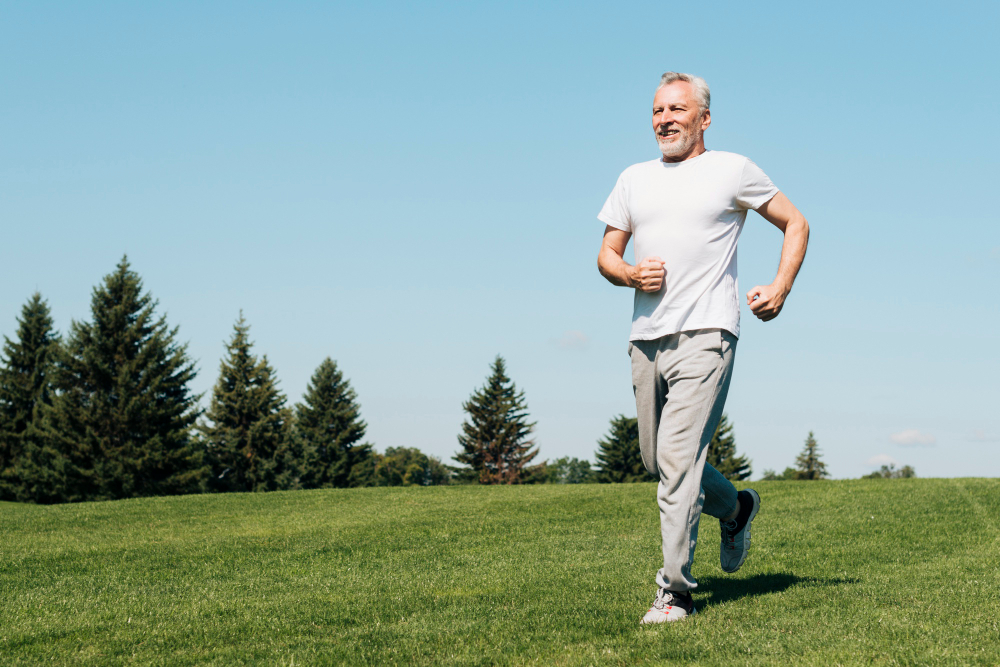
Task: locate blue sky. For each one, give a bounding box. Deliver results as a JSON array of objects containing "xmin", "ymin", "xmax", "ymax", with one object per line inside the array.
[{"xmin": 3, "ymin": 1, "xmax": 998, "ymax": 478}]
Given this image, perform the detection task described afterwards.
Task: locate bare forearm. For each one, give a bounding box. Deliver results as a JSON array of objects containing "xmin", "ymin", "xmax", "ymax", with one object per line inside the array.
[
  {"xmin": 746, "ymin": 193, "xmax": 808, "ymax": 322},
  {"xmin": 598, "ymin": 226, "xmax": 665, "ymax": 292},
  {"xmin": 598, "ymin": 247, "xmax": 637, "ymax": 287},
  {"xmin": 773, "ymin": 216, "xmax": 809, "ymax": 295}
]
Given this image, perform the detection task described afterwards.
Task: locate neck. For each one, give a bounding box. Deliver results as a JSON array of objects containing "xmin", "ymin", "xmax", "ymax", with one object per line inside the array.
[{"xmin": 661, "ymin": 142, "xmax": 707, "ymax": 163}]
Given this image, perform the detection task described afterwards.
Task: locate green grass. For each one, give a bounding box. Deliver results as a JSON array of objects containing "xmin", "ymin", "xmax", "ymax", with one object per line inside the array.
[{"xmin": 2, "ymin": 479, "xmax": 999, "ymax": 666}]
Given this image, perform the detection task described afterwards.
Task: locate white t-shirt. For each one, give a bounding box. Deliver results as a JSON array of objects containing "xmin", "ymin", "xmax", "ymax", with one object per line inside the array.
[{"xmin": 598, "ymin": 150, "xmax": 778, "ymax": 341}]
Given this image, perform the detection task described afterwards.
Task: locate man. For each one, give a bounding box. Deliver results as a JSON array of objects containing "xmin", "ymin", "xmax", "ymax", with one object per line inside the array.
[{"xmin": 596, "ymin": 72, "xmax": 809, "ymax": 624}]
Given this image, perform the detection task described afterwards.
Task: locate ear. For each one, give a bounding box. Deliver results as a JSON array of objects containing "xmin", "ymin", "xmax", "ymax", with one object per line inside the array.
[{"xmin": 701, "ymin": 109, "xmax": 712, "ymax": 132}]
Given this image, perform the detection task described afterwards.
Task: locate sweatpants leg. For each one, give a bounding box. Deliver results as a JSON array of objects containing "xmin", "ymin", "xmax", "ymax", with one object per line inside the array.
[
  {"xmin": 630, "ymin": 329, "xmax": 738, "ymax": 592},
  {"xmin": 701, "ymin": 462, "xmax": 739, "ymax": 520}
]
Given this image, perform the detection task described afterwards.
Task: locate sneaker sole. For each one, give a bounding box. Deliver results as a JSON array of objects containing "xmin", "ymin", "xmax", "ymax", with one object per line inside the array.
[
  {"xmin": 722, "ymin": 488, "xmax": 760, "ymax": 574},
  {"xmin": 640, "ymin": 606, "xmax": 697, "ymax": 625}
]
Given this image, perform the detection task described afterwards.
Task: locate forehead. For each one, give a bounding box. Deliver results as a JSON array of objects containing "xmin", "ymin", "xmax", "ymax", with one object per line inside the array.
[{"xmin": 653, "ymin": 81, "xmax": 697, "ymax": 108}]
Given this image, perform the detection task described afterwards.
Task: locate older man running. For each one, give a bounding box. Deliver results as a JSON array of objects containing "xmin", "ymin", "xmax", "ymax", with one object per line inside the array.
[{"xmin": 596, "ymin": 71, "xmax": 809, "ymax": 624}]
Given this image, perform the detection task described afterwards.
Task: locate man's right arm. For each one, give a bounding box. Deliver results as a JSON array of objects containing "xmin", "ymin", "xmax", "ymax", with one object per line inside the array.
[{"xmin": 597, "ymin": 225, "xmax": 665, "ymax": 292}]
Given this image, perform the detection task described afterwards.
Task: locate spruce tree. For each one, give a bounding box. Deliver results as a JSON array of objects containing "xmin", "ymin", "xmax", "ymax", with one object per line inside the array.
[
  {"xmin": 706, "ymin": 413, "xmax": 752, "ymax": 481},
  {"xmin": 595, "ymin": 415, "xmax": 651, "ymax": 483},
  {"xmin": 200, "ymin": 314, "xmax": 297, "ymax": 492},
  {"xmin": 295, "ymin": 357, "xmax": 373, "ymax": 488},
  {"xmin": 0, "ymin": 293, "xmax": 60, "ymax": 501},
  {"xmin": 44, "ymin": 257, "xmax": 204, "ymax": 501},
  {"xmin": 454, "ymin": 356, "xmax": 538, "ymax": 484},
  {"xmin": 794, "ymin": 431, "xmax": 829, "ymax": 480}
]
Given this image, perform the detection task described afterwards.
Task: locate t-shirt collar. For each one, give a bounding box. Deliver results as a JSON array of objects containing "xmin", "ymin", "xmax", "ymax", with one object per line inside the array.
[{"xmin": 660, "ymin": 149, "xmax": 712, "ymax": 167}]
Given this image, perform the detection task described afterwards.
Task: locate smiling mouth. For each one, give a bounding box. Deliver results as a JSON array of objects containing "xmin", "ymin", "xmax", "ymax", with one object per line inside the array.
[{"xmin": 657, "ymin": 129, "xmax": 680, "ymax": 139}]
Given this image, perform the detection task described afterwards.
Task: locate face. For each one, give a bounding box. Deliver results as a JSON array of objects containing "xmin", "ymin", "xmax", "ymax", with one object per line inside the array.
[{"xmin": 652, "ymin": 81, "xmax": 711, "ymax": 160}]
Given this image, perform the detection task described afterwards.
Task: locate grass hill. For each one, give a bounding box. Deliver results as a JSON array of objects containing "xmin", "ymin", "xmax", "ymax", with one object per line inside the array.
[{"xmin": 2, "ymin": 479, "xmax": 999, "ymax": 665}]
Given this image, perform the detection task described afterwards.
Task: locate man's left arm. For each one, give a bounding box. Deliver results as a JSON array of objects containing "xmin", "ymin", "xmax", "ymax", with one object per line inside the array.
[{"xmin": 745, "ymin": 192, "xmax": 810, "ymax": 322}]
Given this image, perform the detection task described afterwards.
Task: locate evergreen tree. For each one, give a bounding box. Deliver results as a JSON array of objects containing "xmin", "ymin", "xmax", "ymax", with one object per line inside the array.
[
  {"xmin": 706, "ymin": 413, "xmax": 752, "ymax": 481},
  {"xmin": 200, "ymin": 314, "xmax": 297, "ymax": 493},
  {"xmin": 45, "ymin": 257, "xmax": 204, "ymax": 501},
  {"xmin": 13, "ymin": 427, "xmax": 70, "ymax": 503},
  {"xmin": 595, "ymin": 415, "xmax": 652, "ymax": 483},
  {"xmin": 794, "ymin": 431, "xmax": 829, "ymax": 480},
  {"xmin": 0, "ymin": 293, "xmax": 60, "ymax": 501},
  {"xmin": 295, "ymin": 357, "xmax": 373, "ymax": 488},
  {"xmin": 454, "ymin": 356, "xmax": 539, "ymax": 484}
]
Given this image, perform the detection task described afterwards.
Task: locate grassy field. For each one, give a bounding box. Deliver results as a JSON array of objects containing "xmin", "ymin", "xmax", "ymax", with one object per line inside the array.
[{"xmin": 2, "ymin": 479, "xmax": 999, "ymax": 666}]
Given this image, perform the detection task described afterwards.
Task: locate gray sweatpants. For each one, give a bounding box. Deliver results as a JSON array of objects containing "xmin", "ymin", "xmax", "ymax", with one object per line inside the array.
[{"xmin": 629, "ymin": 328, "xmax": 739, "ymax": 592}]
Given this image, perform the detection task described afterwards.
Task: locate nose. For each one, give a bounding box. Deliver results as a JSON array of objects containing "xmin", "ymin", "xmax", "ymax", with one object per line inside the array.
[{"xmin": 655, "ymin": 110, "xmax": 674, "ymax": 128}]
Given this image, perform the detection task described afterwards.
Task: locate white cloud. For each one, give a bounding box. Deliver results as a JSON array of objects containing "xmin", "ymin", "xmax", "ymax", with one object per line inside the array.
[
  {"xmin": 867, "ymin": 454, "xmax": 898, "ymax": 467},
  {"xmin": 889, "ymin": 429, "xmax": 936, "ymax": 447},
  {"xmin": 552, "ymin": 330, "xmax": 589, "ymax": 350},
  {"xmin": 968, "ymin": 429, "xmax": 1000, "ymax": 443}
]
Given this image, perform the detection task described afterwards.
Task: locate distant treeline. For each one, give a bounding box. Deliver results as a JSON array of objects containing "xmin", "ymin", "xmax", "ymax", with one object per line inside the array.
[{"xmin": 0, "ymin": 257, "xmax": 754, "ymax": 504}]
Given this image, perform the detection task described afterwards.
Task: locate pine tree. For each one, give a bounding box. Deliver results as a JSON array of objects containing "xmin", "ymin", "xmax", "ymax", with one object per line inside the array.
[
  {"xmin": 595, "ymin": 415, "xmax": 652, "ymax": 483},
  {"xmin": 794, "ymin": 431, "xmax": 829, "ymax": 480},
  {"xmin": 454, "ymin": 356, "xmax": 539, "ymax": 484},
  {"xmin": 44, "ymin": 257, "xmax": 204, "ymax": 501},
  {"xmin": 200, "ymin": 314, "xmax": 297, "ymax": 493},
  {"xmin": 0, "ymin": 293, "xmax": 60, "ymax": 501},
  {"xmin": 295, "ymin": 357, "xmax": 373, "ymax": 488},
  {"xmin": 706, "ymin": 413, "xmax": 752, "ymax": 481}
]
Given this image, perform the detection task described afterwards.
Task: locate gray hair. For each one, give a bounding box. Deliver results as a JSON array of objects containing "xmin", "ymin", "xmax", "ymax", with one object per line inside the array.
[{"xmin": 657, "ymin": 72, "xmax": 711, "ymax": 112}]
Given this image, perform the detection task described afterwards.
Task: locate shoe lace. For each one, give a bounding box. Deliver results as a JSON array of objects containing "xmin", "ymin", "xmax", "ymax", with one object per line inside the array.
[
  {"xmin": 652, "ymin": 588, "xmax": 684, "ymax": 611},
  {"xmin": 720, "ymin": 519, "xmax": 737, "ymax": 547}
]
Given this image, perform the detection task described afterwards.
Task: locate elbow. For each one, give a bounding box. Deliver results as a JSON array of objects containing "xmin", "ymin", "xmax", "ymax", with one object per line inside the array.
[
  {"xmin": 596, "ymin": 249, "xmax": 621, "ymax": 285},
  {"xmin": 596, "ymin": 250, "xmax": 610, "ymax": 277},
  {"xmin": 794, "ymin": 215, "xmax": 810, "ymax": 241},
  {"xmin": 597, "ymin": 258, "xmax": 610, "ymax": 282}
]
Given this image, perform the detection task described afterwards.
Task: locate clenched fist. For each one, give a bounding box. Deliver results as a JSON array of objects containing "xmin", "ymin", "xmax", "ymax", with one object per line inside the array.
[
  {"xmin": 747, "ymin": 283, "xmax": 789, "ymax": 322},
  {"xmin": 631, "ymin": 256, "xmax": 666, "ymax": 293}
]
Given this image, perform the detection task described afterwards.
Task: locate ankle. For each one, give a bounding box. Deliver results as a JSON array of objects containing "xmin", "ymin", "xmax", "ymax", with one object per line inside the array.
[{"xmin": 722, "ymin": 498, "xmax": 741, "ymax": 523}]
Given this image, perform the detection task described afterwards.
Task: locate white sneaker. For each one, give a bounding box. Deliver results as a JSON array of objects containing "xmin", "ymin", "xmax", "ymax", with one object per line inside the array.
[
  {"xmin": 640, "ymin": 588, "xmax": 696, "ymax": 624},
  {"xmin": 720, "ymin": 488, "xmax": 760, "ymax": 573}
]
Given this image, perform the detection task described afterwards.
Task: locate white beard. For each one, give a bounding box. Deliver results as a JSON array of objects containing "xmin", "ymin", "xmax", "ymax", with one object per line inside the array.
[{"xmin": 657, "ymin": 127, "xmax": 701, "ymax": 159}]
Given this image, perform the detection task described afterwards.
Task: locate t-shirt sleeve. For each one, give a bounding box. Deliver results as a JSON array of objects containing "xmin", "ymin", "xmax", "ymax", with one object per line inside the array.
[
  {"xmin": 735, "ymin": 158, "xmax": 779, "ymax": 211},
  {"xmin": 597, "ymin": 172, "xmax": 632, "ymax": 232}
]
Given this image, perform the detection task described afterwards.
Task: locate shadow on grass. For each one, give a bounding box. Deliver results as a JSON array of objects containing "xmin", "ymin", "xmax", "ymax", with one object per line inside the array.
[{"xmin": 695, "ymin": 573, "xmax": 859, "ymax": 609}]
